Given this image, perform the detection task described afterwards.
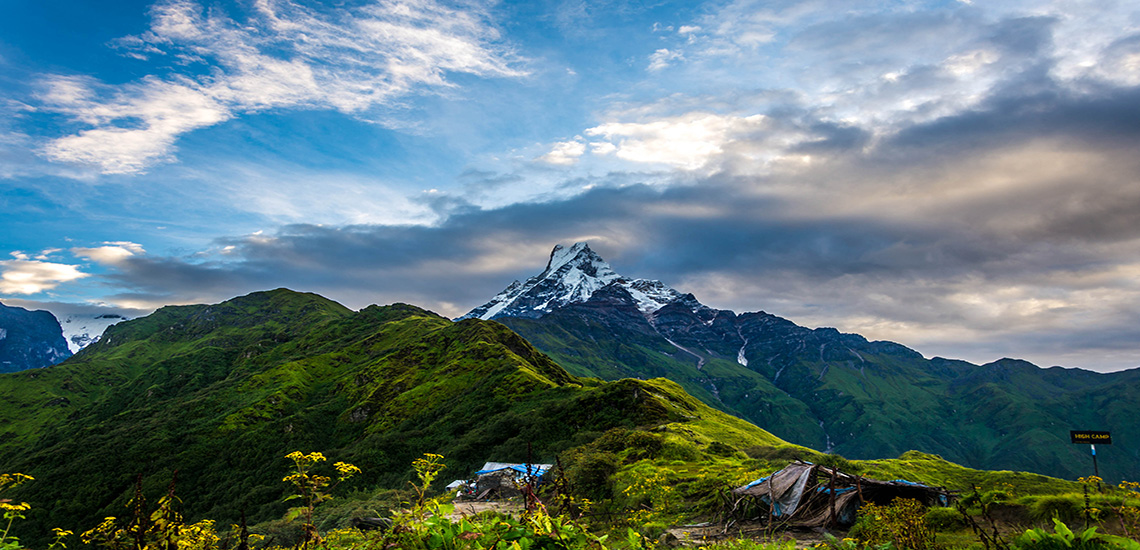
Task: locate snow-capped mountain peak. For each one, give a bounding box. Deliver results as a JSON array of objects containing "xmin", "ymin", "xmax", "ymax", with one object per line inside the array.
[
  {"xmin": 60, "ymin": 312, "xmax": 129, "ymax": 353},
  {"xmin": 460, "ymin": 242, "xmax": 706, "ymax": 321}
]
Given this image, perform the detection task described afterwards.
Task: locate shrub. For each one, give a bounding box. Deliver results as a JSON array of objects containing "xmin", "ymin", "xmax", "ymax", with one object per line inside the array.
[
  {"xmin": 850, "ymin": 498, "xmax": 935, "ymax": 550},
  {"xmin": 565, "ymin": 451, "xmax": 621, "ymax": 500},
  {"xmin": 659, "ymin": 441, "xmax": 701, "ymax": 462},
  {"xmin": 1027, "ymin": 495, "xmax": 1085, "ymax": 524},
  {"xmin": 707, "ymin": 441, "xmax": 738, "ymax": 457},
  {"xmin": 591, "ymin": 428, "xmax": 665, "ymax": 460},
  {"xmin": 924, "ymin": 506, "xmax": 964, "ymax": 530}
]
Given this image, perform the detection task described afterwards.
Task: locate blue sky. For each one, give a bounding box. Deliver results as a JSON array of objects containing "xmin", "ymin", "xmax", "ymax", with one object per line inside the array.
[{"xmin": 3, "ymin": 0, "xmax": 1140, "ymax": 372}]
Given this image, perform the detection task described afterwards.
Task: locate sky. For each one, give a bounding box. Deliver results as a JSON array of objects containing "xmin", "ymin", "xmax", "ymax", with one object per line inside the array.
[{"xmin": 2, "ymin": 0, "xmax": 1139, "ymax": 372}]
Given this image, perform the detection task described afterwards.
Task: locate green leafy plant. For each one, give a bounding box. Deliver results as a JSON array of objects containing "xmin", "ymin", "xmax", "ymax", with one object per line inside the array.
[
  {"xmin": 814, "ymin": 533, "xmax": 894, "ymax": 550},
  {"xmin": 1115, "ymin": 481, "xmax": 1140, "ymax": 539},
  {"xmin": 408, "ymin": 453, "xmax": 446, "ymax": 519},
  {"xmin": 0, "ymin": 473, "xmax": 33, "ymax": 550},
  {"xmin": 282, "ymin": 451, "xmax": 361, "ymax": 547},
  {"xmin": 1012, "ymin": 518, "xmax": 1140, "ymax": 549}
]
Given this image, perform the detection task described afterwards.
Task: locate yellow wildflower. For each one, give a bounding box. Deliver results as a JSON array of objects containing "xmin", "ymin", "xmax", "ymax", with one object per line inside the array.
[{"xmin": 333, "ymin": 462, "xmax": 361, "ymax": 477}]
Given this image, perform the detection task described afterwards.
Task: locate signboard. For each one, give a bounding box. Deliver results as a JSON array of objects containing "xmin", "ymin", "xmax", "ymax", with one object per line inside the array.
[{"xmin": 1071, "ymin": 430, "xmax": 1112, "ymax": 445}]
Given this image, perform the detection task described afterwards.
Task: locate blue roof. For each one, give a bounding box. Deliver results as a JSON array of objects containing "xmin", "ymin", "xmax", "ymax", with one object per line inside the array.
[
  {"xmin": 742, "ymin": 475, "xmax": 770, "ymax": 490},
  {"xmin": 475, "ymin": 463, "xmax": 551, "ymax": 477}
]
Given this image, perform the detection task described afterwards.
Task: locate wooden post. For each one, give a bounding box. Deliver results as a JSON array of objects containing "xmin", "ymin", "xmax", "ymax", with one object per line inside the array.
[
  {"xmin": 856, "ymin": 474, "xmax": 864, "ymax": 505},
  {"xmin": 828, "ymin": 467, "xmax": 837, "ymax": 527},
  {"xmin": 767, "ymin": 476, "xmax": 775, "ymax": 527}
]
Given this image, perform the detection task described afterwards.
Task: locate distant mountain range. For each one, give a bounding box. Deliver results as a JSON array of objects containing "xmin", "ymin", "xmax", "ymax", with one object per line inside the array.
[
  {"xmin": 0, "ymin": 303, "xmax": 129, "ymax": 372},
  {"xmin": 463, "ymin": 243, "xmax": 1139, "ymax": 482},
  {"xmin": 0, "ymin": 301, "xmax": 71, "ymax": 372}
]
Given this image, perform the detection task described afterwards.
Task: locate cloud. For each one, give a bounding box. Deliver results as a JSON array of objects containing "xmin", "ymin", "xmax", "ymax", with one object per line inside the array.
[
  {"xmin": 40, "ymin": 76, "xmax": 229, "ymax": 174},
  {"xmin": 72, "ymin": 242, "xmax": 146, "ymax": 266},
  {"xmin": 15, "ymin": 0, "xmax": 1140, "ymax": 374},
  {"xmin": 37, "ymin": 0, "xmax": 525, "ymax": 174},
  {"xmin": 585, "ymin": 112, "xmax": 769, "ymax": 170},
  {"xmin": 535, "ymin": 139, "xmax": 586, "ymax": 165},
  {"xmin": 45, "ymin": 66, "xmax": 1140, "ymax": 372},
  {"xmin": 0, "ymin": 254, "xmax": 89, "ymax": 295},
  {"xmin": 647, "ymin": 48, "xmax": 683, "ymax": 71}
]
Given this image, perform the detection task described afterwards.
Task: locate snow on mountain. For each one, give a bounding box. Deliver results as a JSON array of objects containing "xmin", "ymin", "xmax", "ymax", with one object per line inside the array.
[
  {"xmin": 59, "ymin": 312, "xmax": 129, "ymax": 353},
  {"xmin": 460, "ymin": 242, "xmax": 707, "ymax": 321}
]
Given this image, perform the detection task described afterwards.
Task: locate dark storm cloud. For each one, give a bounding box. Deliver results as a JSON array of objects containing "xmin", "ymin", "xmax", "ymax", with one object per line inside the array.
[{"xmin": 888, "ymin": 83, "xmax": 1140, "ymax": 153}]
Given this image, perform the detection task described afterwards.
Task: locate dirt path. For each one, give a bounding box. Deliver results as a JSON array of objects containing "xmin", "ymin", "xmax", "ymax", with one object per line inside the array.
[
  {"xmin": 446, "ymin": 500, "xmax": 525, "ymax": 520},
  {"xmin": 667, "ymin": 524, "xmax": 838, "ymax": 549}
]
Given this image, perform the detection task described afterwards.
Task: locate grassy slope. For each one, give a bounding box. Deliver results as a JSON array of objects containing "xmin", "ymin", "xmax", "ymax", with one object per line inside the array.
[
  {"xmin": 0, "ymin": 290, "xmax": 789, "ymax": 546},
  {"xmin": 499, "ymin": 316, "xmax": 824, "ymax": 447},
  {"xmin": 504, "ymin": 311, "xmax": 1139, "ymax": 483}
]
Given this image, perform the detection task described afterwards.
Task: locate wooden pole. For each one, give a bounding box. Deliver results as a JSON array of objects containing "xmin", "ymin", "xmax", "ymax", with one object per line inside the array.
[
  {"xmin": 767, "ymin": 476, "xmax": 775, "ymax": 527},
  {"xmin": 828, "ymin": 467, "xmax": 837, "ymax": 527}
]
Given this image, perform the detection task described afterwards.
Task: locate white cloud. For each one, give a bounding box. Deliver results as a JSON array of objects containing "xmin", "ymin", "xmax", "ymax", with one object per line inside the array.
[
  {"xmin": 38, "ymin": 0, "xmax": 525, "ymax": 174},
  {"xmin": 0, "ymin": 255, "xmax": 88, "ymax": 295},
  {"xmin": 647, "ymin": 48, "xmax": 683, "ymax": 71},
  {"xmin": 647, "ymin": 1, "xmax": 1140, "ymax": 136},
  {"xmin": 72, "ymin": 242, "xmax": 146, "ymax": 266},
  {"xmin": 585, "ymin": 112, "xmax": 768, "ymax": 170},
  {"xmin": 34, "ymin": 249, "xmax": 63, "ymax": 261},
  {"xmin": 589, "ymin": 141, "xmax": 617, "ymax": 155},
  {"xmin": 535, "ymin": 139, "xmax": 586, "ymax": 165},
  {"xmin": 943, "ymin": 49, "xmax": 1000, "ymax": 77},
  {"xmin": 40, "ymin": 77, "xmax": 229, "ymax": 173}
]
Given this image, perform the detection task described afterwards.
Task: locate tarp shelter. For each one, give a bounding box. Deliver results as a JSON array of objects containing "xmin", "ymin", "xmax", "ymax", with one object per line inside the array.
[
  {"xmin": 730, "ymin": 461, "xmax": 951, "ymax": 528},
  {"xmin": 471, "ymin": 462, "xmax": 552, "ymax": 500}
]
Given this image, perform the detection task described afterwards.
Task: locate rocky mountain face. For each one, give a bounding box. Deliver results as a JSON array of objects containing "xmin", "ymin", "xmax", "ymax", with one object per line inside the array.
[
  {"xmin": 0, "ymin": 302, "xmax": 71, "ymax": 373},
  {"xmin": 464, "ymin": 243, "xmax": 1140, "ymax": 482}
]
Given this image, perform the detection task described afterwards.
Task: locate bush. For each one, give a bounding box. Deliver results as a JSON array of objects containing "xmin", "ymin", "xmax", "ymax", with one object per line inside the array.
[
  {"xmin": 923, "ymin": 506, "xmax": 964, "ymax": 530},
  {"xmin": 565, "ymin": 451, "xmax": 621, "ymax": 500},
  {"xmin": 659, "ymin": 441, "xmax": 701, "ymax": 462},
  {"xmin": 590, "ymin": 428, "xmax": 664, "ymax": 461},
  {"xmin": 851, "ymin": 498, "xmax": 935, "ymax": 550},
  {"xmin": 1027, "ymin": 495, "xmax": 1085, "ymax": 524},
  {"xmin": 707, "ymin": 441, "xmax": 739, "ymax": 457},
  {"xmin": 638, "ymin": 521, "xmax": 668, "ymax": 540}
]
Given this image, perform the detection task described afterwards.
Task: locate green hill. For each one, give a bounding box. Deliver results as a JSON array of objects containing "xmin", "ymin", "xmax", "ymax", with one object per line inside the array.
[
  {"xmin": 501, "ymin": 309, "xmax": 1139, "ymax": 483},
  {"xmin": 0, "ymin": 289, "xmax": 788, "ymax": 545}
]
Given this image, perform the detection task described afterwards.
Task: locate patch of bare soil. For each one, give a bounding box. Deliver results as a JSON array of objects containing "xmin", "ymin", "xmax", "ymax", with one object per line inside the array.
[
  {"xmin": 447, "ymin": 500, "xmax": 526, "ymax": 520},
  {"xmin": 666, "ymin": 523, "xmax": 845, "ymax": 549}
]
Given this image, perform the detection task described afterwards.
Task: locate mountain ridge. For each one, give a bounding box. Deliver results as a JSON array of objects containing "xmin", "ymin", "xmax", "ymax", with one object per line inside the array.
[
  {"xmin": 469, "ymin": 243, "xmax": 1139, "ymax": 482},
  {"xmin": 0, "ymin": 288, "xmax": 791, "ymax": 545}
]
